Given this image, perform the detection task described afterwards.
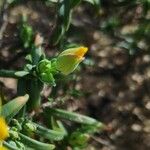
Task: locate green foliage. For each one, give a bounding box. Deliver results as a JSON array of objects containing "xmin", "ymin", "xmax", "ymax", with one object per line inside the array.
[
  {"xmin": 19, "ymin": 133, "xmax": 55, "ymax": 150},
  {"xmin": 46, "ymin": 108, "xmax": 100, "ymax": 125},
  {"xmin": 51, "ymin": 0, "xmax": 77, "ymax": 45},
  {"xmin": 69, "ymin": 131, "xmax": 89, "ymax": 149},
  {"xmin": 3, "ymin": 0, "xmax": 150, "ymax": 148},
  {"xmin": 1, "ymin": 95, "xmax": 29, "ymax": 122},
  {"xmin": 51, "ymin": 0, "xmax": 101, "ymax": 45},
  {"xmin": 36, "ymin": 59, "xmax": 56, "ymax": 86},
  {"xmin": 0, "ymin": 47, "xmax": 103, "ymax": 148},
  {"xmin": 20, "ymin": 16, "xmax": 34, "ymax": 49}
]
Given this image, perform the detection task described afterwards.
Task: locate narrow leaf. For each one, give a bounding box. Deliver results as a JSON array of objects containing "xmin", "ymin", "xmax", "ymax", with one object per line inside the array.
[
  {"xmin": 15, "ymin": 71, "xmax": 29, "ymax": 77},
  {"xmin": 46, "ymin": 108, "xmax": 99, "ymax": 125},
  {"xmin": 34, "ymin": 123, "xmax": 65, "ymax": 141},
  {"xmin": 1, "ymin": 94, "xmax": 29, "ymax": 121},
  {"xmin": 19, "ymin": 133, "xmax": 55, "ymax": 150},
  {"xmin": 3, "ymin": 141, "xmax": 19, "ymax": 150}
]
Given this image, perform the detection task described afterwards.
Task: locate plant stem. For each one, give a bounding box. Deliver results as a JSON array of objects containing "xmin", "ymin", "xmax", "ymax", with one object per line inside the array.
[{"xmin": 0, "ymin": 69, "xmax": 19, "ymax": 78}]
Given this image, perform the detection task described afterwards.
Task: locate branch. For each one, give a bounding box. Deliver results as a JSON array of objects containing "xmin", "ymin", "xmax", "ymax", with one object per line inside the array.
[{"xmin": 0, "ymin": 69, "xmax": 20, "ymax": 78}]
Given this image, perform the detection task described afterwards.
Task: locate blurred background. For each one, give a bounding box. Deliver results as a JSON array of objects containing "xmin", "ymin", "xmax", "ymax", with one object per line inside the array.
[{"xmin": 0, "ymin": 0, "xmax": 150, "ymax": 150}]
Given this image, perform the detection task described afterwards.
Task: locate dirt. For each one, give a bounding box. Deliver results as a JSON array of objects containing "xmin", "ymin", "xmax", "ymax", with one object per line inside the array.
[{"xmin": 0, "ymin": 1, "xmax": 150, "ymax": 150}]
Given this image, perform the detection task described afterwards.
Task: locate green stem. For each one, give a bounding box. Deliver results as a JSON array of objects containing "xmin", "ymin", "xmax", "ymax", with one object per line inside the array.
[{"xmin": 0, "ymin": 70, "xmax": 19, "ymax": 78}]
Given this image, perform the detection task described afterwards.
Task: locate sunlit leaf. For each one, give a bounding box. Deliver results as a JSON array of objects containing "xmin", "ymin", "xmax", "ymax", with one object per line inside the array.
[{"xmin": 1, "ymin": 94, "xmax": 29, "ymax": 121}]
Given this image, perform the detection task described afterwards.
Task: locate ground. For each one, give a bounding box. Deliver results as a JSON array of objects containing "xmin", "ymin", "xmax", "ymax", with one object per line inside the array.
[{"xmin": 0, "ymin": 1, "xmax": 150, "ymax": 150}]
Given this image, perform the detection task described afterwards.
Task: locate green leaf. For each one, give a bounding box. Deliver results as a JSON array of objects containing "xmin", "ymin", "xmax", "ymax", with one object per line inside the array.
[
  {"xmin": 19, "ymin": 133, "xmax": 55, "ymax": 150},
  {"xmin": 46, "ymin": 0, "xmax": 58, "ymax": 2},
  {"xmin": 51, "ymin": 117, "xmax": 67, "ymax": 134},
  {"xmin": 63, "ymin": 0, "xmax": 72, "ymax": 31},
  {"xmin": 1, "ymin": 94, "xmax": 29, "ymax": 121},
  {"xmin": 3, "ymin": 141, "xmax": 19, "ymax": 150},
  {"xmin": 34, "ymin": 123, "xmax": 65, "ymax": 141},
  {"xmin": 51, "ymin": 0, "xmax": 81, "ymax": 45},
  {"xmin": 14, "ymin": 71, "xmax": 29, "ymax": 77},
  {"xmin": 69, "ymin": 131, "xmax": 89, "ymax": 148},
  {"xmin": 24, "ymin": 64, "xmax": 34, "ymax": 71},
  {"xmin": 20, "ymin": 21, "xmax": 34, "ymax": 48},
  {"xmin": 51, "ymin": 25, "xmax": 65, "ymax": 45},
  {"xmin": 84, "ymin": 0, "xmax": 100, "ymax": 5},
  {"xmin": 79, "ymin": 123, "xmax": 105, "ymax": 134},
  {"xmin": 7, "ymin": 0, "xmax": 16, "ymax": 4},
  {"xmin": 31, "ymin": 46, "xmax": 44, "ymax": 65},
  {"xmin": 46, "ymin": 108, "xmax": 99, "ymax": 125}
]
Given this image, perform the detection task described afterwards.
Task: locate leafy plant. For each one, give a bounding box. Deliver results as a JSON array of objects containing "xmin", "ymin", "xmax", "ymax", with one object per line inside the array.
[{"xmin": 0, "ymin": 1, "xmax": 104, "ymax": 149}]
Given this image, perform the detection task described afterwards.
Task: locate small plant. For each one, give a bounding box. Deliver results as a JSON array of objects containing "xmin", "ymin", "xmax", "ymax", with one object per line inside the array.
[
  {"xmin": 0, "ymin": 39, "xmax": 105, "ymax": 149},
  {"xmin": 0, "ymin": 1, "xmax": 105, "ymax": 149}
]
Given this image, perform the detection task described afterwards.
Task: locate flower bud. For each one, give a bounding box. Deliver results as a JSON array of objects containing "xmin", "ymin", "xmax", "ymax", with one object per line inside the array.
[
  {"xmin": 9, "ymin": 130, "xmax": 19, "ymax": 140},
  {"xmin": 36, "ymin": 59, "xmax": 55, "ymax": 85},
  {"xmin": 56, "ymin": 46, "xmax": 88, "ymax": 75},
  {"xmin": 69, "ymin": 132, "xmax": 89, "ymax": 147},
  {"xmin": 24, "ymin": 122, "xmax": 37, "ymax": 133}
]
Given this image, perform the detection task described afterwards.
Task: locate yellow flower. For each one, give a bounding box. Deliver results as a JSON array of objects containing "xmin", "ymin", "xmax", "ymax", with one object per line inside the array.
[
  {"xmin": 59, "ymin": 47, "xmax": 88, "ymax": 58},
  {"xmin": 56, "ymin": 46, "xmax": 88, "ymax": 75},
  {"xmin": 0, "ymin": 146, "xmax": 8, "ymax": 150},
  {"xmin": 0, "ymin": 117, "xmax": 9, "ymax": 141},
  {"xmin": 74, "ymin": 47, "xmax": 88, "ymax": 58}
]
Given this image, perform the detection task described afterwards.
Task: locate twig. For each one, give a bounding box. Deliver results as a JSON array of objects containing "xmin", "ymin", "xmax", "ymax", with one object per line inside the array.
[
  {"xmin": 42, "ymin": 96, "xmax": 69, "ymax": 108},
  {"xmin": 91, "ymin": 135, "xmax": 111, "ymax": 146},
  {"xmin": 0, "ymin": 69, "xmax": 20, "ymax": 78},
  {"xmin": 0, "ymin": 21, "xmax": 7, "ymax": 40}
]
